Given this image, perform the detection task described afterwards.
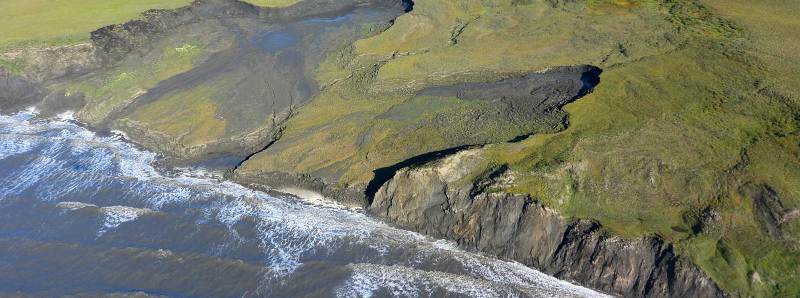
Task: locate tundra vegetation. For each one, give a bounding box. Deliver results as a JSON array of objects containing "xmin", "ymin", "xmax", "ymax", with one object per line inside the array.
[{"xmin": 0, "ymin": 0, "xmax": 798, "ymax": 296}]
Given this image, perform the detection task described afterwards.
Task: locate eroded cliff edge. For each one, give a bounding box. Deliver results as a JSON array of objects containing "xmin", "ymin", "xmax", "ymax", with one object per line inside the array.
[
  {"xmin": 0, "ymin": 0, "xmax": 747, "ymax": 296},
  {"xmin": 368, "ymin": 149, "xmax": 723, "ymax": 297}
]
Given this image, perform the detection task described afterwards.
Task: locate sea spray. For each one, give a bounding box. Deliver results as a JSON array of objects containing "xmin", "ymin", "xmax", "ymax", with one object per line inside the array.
[{"xmin": 0, "ymin": 110, "xmax": 608, "ymax": 297}]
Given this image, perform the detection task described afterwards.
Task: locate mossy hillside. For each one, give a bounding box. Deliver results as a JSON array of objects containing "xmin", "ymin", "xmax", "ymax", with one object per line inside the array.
[
  {"xmin": 480, "ymin": 45, "xmax": 800, "ymax": 294},
  {"xmin": 1, "ymin": 0, "xmax": 795, "ymax": 295},
  {"xmin": 0, "ymin": 0, "xmax": 192, "ymax": 51},
  {"xmin": 239, "ymin": 0, "xmax": 681, "ymax": 184},
  {"xmin": 61, "ymin": 29, "xmax": 229, "ymax": 124},
  {"xmin": 128, "ymin": 86, "xmax": 227, "ymax": 147},
  {"xmin": 239, "ymin": 89, "xmax": 568, "ymax": 184},
  {"xmin": 115, "ymin": 63, "xmax": 282, "ymax": 155},
  {"xmin": 352, "ymin": 0, "xmax": 676, "ymax": 91},
  {"xmin": 240, "ymin": 0, "xmax": 800, "ymax": 296},
  {"xmin": 42, "ymin": 0, "xmax": 412, "ymax": 161},
  {"xmin": 701, "ymin": 0, "xmax": 800, "ymax": 126},
  {"xmin": 465, "ymin": 2, "xmax": 800, "ymax": 296}
]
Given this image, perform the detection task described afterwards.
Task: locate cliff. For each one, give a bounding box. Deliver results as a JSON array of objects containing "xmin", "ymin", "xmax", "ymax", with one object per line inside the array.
[
  {"xmin": 369, "ymin": 149, "xmax": 723, "ymax": 297},
  {"xmin": 2, "ymin": 0, "xmax": 799, "ymax": 296}
]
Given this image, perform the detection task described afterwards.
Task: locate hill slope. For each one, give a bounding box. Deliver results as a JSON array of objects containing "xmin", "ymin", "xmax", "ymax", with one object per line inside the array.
[{"xmin": 1, "ymin": 0, "xmax": 798, "ymax": 296}]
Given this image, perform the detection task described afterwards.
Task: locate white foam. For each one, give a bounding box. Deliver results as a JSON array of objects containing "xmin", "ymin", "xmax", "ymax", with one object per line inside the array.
[
  {"xmin": 98, "ymin": 205, "xmax": 152, "ymax": 236},
  {"xmin": 0, "ymin": 134, "xmax": 41, "ymax": 160},
  {"xmin": 22, "ymin": 106, "xmax": 39, "ymax": 116},
  {"xmin": 0, "ymin": 109, "xmax": 610, "ymax": 297},
  {"xmin": 56, "ymin": 201, "xmax": 98, "ymax": 210},
  {"xmin": 56, "ymin": 201, "xmax": 152, "ymax": 236},
  {"xmin": 277, "ymin": 187, "xmax": 348, "ymax": 209},
  {"xmin": 110, "ymin": 129, "xmax": 131, "ymax": 141},
  {"xmin": 55, "ymin": 110, "xmax": 76, "ymax": 121},
  {"xmin": 175, "ymin": 167, "xmax": 225, "ymax": 180},
  {"xmin": 337, "ymin": 263, "xmax": 590, "ymax": 298}
]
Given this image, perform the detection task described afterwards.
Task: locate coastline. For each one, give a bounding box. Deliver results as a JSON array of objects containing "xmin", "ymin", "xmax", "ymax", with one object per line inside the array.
[
  {"xmin": 0, "ymin": 0, "xmax": 765, "ymax": 295},
  {"xmin": 0, "ymin": 108, "xmax": 612, "ymax": 297}
]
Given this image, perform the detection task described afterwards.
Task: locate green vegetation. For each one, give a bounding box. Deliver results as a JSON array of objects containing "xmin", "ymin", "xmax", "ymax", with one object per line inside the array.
[
  {"xmin": 241, "ymin": 0, "xmax": 677, "ymax": 181},
  {"xmin": 2, "ymin": 0, "xmax": 797, "ymax": 295},
  {"xmin": 64, "ymin": 40, "xmax": 210, "ymax": 123},
  {"xmin": 0, "ymin": 0, "xmax": 192, "ymax": 50},
  {"xmin": 240, "ymin": 0, "xmax": 800, "ymax": 296},
  {"xmin": 129, "ymin": 85, "xmax": 227, "ymax": 146},
  {"xmin": 0, "ymin": 58, "xmax": 26, "ymax": 75}
]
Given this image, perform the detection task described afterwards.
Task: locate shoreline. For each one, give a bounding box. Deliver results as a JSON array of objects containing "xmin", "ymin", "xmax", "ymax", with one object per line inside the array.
[
  {"xmin": 0, "ymin": 108, "xmax": 612, "ymax": 297},
  {"xmin": 3, "ymin": 108, "xmax": 721, "ymax": 297}
]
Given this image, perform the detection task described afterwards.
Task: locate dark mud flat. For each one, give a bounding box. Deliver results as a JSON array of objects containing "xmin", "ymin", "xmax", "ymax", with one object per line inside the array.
[
  {"xmin": 1, "ymin": 0, "xmax": 413, "ymax": 165},
  {"xmin": 362, "ymin": 65, "xmax": 602, "ymax": 201},
  {"xmin": 101, "ymin": 0, "xmax": 412, "ymax": 163},
  {"xmin": 417, "ymin": 65, "xmax": 601, "ymax": 110}
]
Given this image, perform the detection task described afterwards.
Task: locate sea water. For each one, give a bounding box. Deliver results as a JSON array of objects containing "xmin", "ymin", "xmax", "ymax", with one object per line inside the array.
[{"xmin": 0, "ymin": 109, "xmax": 608, "ymax": 297}]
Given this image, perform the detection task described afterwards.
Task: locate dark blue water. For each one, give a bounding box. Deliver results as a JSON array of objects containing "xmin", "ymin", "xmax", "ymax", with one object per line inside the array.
[
  {"xmin": 254, "ymin": 31, "xmax": 298, "ymax": 53},
  {"xmin": 0, "ymin": 109, "xmax": 607, "ymax": 297}
]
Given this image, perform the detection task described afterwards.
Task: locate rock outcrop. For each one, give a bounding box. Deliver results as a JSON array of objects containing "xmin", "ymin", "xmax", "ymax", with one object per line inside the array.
[
  {"xmin": 369, "ymin": 149, "xmax": 724, "ymax": 297},
  {"xmin": 743, "ymin": 183, "xmax": 800, "ymax": 245},
  {"xmin": 0, "ymin": 0, "xmax": 414, "ymax": 165},
  {"xmin": 0, "ymin": 1, "xmax": 730, "ymax": 296},
  {"xmin": 0, "ymin": 70, "xmax": 46, "ymax": 113},
  {"xmin": 0, "ymin": 43, "xmax": 98, "ymax": 82}
]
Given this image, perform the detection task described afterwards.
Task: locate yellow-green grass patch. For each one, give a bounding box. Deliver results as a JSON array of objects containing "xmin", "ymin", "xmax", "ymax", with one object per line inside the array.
[{"xmin": 0, "ymin": 0, "xmax": 192, "ymax": 50}]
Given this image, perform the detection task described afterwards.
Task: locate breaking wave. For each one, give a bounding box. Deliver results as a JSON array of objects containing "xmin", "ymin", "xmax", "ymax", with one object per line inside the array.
[{"xmin": 0, "ymin": 110, "xmax": 608, "ymax": 297}]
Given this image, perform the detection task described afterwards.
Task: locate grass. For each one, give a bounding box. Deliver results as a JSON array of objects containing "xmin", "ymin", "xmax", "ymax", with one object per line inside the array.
[
  {"xmin": 474, "ymin": 1, "xmax": 800, "ymax": 295},
  {"xmin": 241, "ymin": 0, "xmax": 681, "ymax": 182},
  {"xmin": 239, "ymin": 0, "xmax": 800, "ymax": 296},
  {"xmin": 0, "ymin": 0, "xmax": 305, "ymax": 50},
  {"xmin": 129, "ymin": 86, "xmax": 227, "ymax": 146},
  {"xmin": 0, "ymin": 0, "xmax": 192, "ymax": 51},
  {"xmin": 65, "ymin": 40, "xmax": 207, "ymax": 124},
  {"xmin": 353, "ymin": 0, "xmax": 674, "ymax": 91},
  {"xmin": 0, "ymin": 58, "xmax": 26, "ymax": 75},
  {"xmin": 3, "ymin": 0, "xmax": 797, "ymax": 295}
]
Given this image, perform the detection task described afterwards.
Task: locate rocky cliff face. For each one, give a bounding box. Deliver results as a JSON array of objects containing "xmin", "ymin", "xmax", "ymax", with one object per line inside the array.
[
  {"xmin": 369, "ymin": 149, "xmax": 724, "ymax": 297},
  {"xmin": 0, "ymin": 43, "xmax": 96, "ymax": 113},
  {"xmin": 234, "ymin": 65, "xmax": 603, "ymax": 206},
  {"xmin": 0, "ymin": 70, "xmax": 45, "ymax": 113},
  {"xmin": 0, "ymin": 0, "xmax": 733, "ymax": 295},
  {"xmin": 0, "ymin": 43, "xmax": 97, "ymax": 82}
]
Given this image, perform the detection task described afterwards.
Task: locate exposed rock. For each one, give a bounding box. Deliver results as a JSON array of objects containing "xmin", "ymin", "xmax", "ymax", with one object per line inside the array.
[
  {"xmin": 0, "ymin": 43, "xmax": 98, "ymax": 82},
  {"xmin": 80, "ymin": 0, "xmax": 413, "ymax": 163},
  {"xmin": 369, "ymin": 151, "xmax": 724, "ymax": 297},
  {"xmin": 234, "ymin": 170, "xmax": 369, "ymax": 208},
  {"xmin": 0, "ymin": 1, "xmax": 731, "ymax": 296},
  {"xmin": 235, "ymin": 65, "xmax": 602, "ymax": 204},
  {"xmin": 0, "ymin": 69, "xmax": 46, "ymax": 113},
  {"xmin": 744, "ymin": 183, "xmax": 799, "ymax": 242}
]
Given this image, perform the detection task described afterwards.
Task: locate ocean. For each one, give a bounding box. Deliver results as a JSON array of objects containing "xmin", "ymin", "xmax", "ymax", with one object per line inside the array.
[{"xmin": 0, "ymin": 109, "xmax": 608, "ymax": 297}]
